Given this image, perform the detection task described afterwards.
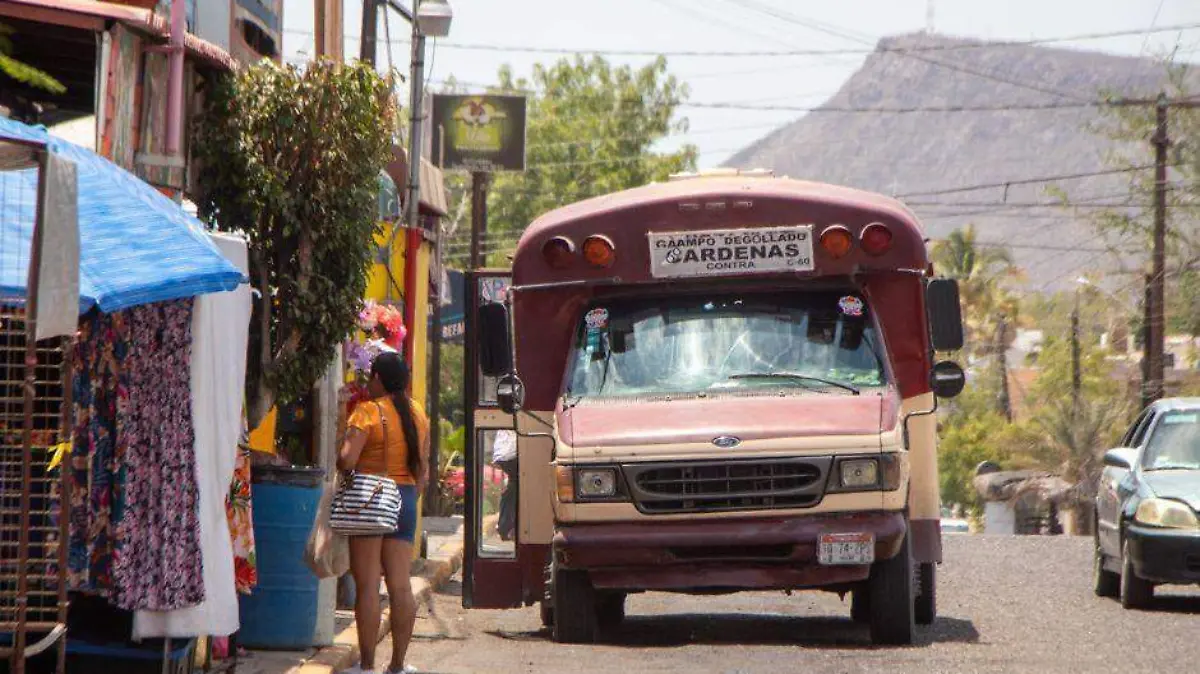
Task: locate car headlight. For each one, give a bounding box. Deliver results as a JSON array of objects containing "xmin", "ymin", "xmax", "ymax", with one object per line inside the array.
[
  {"xmin": 577, "ymin": 468, "xmax": 618, "ymax": 499},
  {"xmin": 1134, "ymin": 498, "xmax": 1200, "ymax": 529},
  {"xmin": 840, "ymin": 459, "xmax": 880, "ymax": 488}
]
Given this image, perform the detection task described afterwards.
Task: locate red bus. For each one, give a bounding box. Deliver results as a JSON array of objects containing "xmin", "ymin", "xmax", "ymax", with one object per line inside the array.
[{"xmin": 463, "ymin": 171, "xmax": 964, "ymax": 645}]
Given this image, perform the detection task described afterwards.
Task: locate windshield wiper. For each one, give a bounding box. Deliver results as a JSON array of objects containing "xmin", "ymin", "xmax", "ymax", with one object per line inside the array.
[{"xmin": 727, "ymin": 372, "xmax": 860, "ymax": 395}]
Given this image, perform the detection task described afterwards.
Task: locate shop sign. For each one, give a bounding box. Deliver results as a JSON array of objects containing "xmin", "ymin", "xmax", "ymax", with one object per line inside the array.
[{"xmin": 431, "ymin": 95, "xmax": 527, "ymax": 172}]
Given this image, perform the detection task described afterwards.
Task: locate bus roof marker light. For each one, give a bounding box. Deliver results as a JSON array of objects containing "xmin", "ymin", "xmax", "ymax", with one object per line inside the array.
[
  {"xmin": 820, "ymin": 225, "xmax": 853, "ymax": 259},
  {"xmin": 543, "ymin": 236, "xmax": 575, "ymax": 269},
  {"xmin": 583, "ymin": 235, "xmax": 616, "ymax": 268},
  {"xmin": 861, "ymin": 223, "xmax": 894, "ymax": 256}
]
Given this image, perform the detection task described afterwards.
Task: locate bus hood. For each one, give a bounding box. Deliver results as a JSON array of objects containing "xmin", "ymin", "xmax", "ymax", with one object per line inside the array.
[{"xmin": 557, "ymin": 393, "xmax": 899, "ymax": 449}]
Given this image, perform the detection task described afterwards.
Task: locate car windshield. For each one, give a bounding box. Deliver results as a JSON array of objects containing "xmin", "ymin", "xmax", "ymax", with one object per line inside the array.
[
  {"xmin": 565, "ymin": 291, "xmax": 887, "ymax": 400},
  {"xmin": 1142, "ymin": 410, "xmax": 1200, "ymax": 470}
]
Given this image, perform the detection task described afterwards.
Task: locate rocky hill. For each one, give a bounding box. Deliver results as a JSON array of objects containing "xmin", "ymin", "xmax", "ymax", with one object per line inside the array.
[{"xmin": 723, "ymin": 33, "xmax": 1198, "ymax": 291}]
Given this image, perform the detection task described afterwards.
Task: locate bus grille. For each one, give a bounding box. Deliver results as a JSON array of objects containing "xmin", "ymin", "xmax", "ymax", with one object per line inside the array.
[{"xmin": 623, "ymin": 457, "xmax": 832, "ymax": 514}]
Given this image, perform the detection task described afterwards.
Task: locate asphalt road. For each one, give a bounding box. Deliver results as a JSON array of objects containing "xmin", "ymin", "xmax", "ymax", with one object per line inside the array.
[{"xmin": 388, "ymin": 534, "xmax": 1200, "ymax": 674}]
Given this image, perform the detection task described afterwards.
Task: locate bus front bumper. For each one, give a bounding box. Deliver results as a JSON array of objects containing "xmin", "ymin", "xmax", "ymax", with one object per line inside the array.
[{"xmin": 551, "ymin": 511, "xmax": 906, "ymax": 592}]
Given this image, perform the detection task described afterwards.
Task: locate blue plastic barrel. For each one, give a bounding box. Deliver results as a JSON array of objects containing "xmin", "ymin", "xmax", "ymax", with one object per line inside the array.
[{"xmin": 237, "ymin": 466, "xmax": 325, "ymax": 649}]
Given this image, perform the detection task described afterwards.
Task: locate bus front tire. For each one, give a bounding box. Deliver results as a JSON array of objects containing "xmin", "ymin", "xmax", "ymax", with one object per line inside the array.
[
  {"xmin": 914, "ymin": 562, "xmax": 936, "ymax": 625},
  {"xmin": 596, "ymin": 592, "xmax": 626, "ymax": 628},
  {"xmin": 868, "ymin": 534, "xmax": 915, "ymax": 646},
  {"xmin": 552, "ymin": 567, "xmax": 597, "ymax": 643},
  {"xmin": 850, "ymin": 589, "xmax": 870, "ymax": 623}
]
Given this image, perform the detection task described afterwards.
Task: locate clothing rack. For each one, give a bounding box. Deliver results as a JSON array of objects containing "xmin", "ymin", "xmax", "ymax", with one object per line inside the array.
[{"xmin": 0, "ymin": 143, "xmax": 71, "ymax": 674}]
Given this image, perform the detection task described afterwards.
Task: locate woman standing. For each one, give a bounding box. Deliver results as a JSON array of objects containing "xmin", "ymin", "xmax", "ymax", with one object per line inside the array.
[{"xmin": 338, "ymin": 352, "xmax": 430, "ymax": 674}]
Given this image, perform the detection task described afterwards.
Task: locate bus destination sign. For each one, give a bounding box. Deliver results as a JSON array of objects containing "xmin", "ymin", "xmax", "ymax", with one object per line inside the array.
[{"xmin": 648, "ymin": 225, "xmax": 815, "ymax": 278}]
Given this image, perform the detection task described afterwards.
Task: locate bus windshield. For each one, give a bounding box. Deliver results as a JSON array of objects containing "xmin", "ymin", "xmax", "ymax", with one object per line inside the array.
[{"xmin": 565, "ymin": 291, "xmax": 887, "ymax": 400}]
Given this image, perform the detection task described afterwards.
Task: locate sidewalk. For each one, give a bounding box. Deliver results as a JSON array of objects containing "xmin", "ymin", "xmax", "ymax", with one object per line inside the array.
[{"xmin": 236, "ymin": 516, "xmax": 466, "ymax": 674}]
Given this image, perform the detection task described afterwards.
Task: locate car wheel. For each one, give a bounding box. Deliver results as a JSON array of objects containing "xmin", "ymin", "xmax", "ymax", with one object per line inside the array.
[
  {"xmin": 868, "ymin": 533, "xmax": 915, "ymax": 646},
  {"xmin": 850, "ymin": 588, "xmax": 870, "ymax": 623},
  {"xmin": 596, "ymin": 592, "xmax": 626, "ymax": 629},
  {"xmin": 552, "ymin": 565, "xmax": 597, "ymax": 643},
  {"xmin": 1093, "ymin": 541, "xmax": 1119, "ymax": 598},
  {"xmin": 914, "ymin": 562, "xmax": 936, "ymax": 625},
  {"xmin": 1119, "ymin": 539, "xmax": 1154, "ymax": 610}
]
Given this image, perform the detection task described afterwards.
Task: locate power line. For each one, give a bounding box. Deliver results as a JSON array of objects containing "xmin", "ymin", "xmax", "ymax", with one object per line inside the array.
[
  {"xmin": 282, "ymin": 23, "xmax": 1200, "ymax": 58},
  {"xmin": 713, "ymin": 0, "xmax": 1093, "ymax": 102},
  {"xmin": 896, "ymin": 164, "xmax": 1169, "ymax": 198}
]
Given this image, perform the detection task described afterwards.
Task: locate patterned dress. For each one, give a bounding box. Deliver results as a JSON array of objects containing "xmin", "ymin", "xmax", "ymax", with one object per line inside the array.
[{"xmin": 69, "ymin": 300, "xmax": 205, "ymax": 611}]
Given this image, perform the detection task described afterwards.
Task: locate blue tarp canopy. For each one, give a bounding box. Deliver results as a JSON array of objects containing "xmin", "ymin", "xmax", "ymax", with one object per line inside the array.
[{"xmin": 0, "ymin": 116, "xmax": 244, "ymax": 314}]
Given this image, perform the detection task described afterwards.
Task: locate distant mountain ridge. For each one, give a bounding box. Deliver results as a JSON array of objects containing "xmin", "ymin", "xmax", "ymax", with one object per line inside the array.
[{"xmin": 723, "ymin": 32, "xmax": 1197, "ymax": 290}]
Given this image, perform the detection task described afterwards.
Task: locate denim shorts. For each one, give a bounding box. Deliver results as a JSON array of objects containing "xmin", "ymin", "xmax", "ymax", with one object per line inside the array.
[{"xmin": 386, "ymin": 484, "xmax": 419, "ymax": 543}]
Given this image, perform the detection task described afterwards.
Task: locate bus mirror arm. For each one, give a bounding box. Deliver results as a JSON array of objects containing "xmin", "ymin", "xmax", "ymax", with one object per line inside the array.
[{"xmin": 901, "ymin": 397, "xmax": 938, "ymax": 451}]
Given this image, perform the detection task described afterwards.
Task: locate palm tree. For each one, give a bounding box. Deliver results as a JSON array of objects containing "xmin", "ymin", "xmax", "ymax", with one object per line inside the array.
[
  {"xmin": 932, "ymin": 225, "xmax": 1020, "ymax": 418},
  {"xmin": 931, "ymin": 225, "xmax": 1019, "ymax": 356}
]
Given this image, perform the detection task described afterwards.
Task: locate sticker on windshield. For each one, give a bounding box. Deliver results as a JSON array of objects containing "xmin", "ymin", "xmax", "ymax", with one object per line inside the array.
[
  {"xmin": 585, "ymin": 307, "xmax": 609, "ymax": 330},
  {"xmin": 838, "ymin": 296, "xmax": 865, "ymax": 317}
]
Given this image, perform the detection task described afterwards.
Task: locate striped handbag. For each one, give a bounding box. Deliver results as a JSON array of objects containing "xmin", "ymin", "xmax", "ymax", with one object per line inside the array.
[{"xmin": 330, "ymin": 402, "xmax": 402, "ymax": 536}]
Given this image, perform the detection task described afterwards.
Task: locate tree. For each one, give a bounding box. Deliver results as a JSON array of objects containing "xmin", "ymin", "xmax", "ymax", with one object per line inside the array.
[
  {"xmin": 1023, "ymin": 332, "xmax": 1134, "ymax": 533},
  {"xmin": 441, "ymin": 56, "xmax": 698, "ymax": 267},
  {"xmin": 931, "ymin": 225, "xmax": 1020, "ymax": 417},
  {"xmin": 194, "ymin": 61, "xmax": 399, "ymax": 428}
]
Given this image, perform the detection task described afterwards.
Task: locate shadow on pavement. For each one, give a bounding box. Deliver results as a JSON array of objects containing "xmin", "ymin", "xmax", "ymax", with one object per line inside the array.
[
  {"xmin": 1147, "ymin": 594, "xmax": 1200, "ymax": 614},
  {"xmin": 486, "ymin": 613, "xmax": 980, "ymax": 650}
]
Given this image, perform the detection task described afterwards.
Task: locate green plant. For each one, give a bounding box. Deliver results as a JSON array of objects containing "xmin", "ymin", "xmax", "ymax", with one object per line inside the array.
[
  {"xmin": 0, "ymin": 23, "xmax": 65, "ymax": 94},
  {"xmin": 194, "ymin": 60, "xmax": 399, "ymax": 430}
]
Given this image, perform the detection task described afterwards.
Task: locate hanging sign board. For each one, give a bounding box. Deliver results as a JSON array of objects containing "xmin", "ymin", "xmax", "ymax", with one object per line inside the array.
[
  {"xmin": 647, "ymin": 225, "xmax": 815, "ymax": 279},
  {"xmin": 431, "ymin": 95, "xmax": 527, "ymax": 172}
]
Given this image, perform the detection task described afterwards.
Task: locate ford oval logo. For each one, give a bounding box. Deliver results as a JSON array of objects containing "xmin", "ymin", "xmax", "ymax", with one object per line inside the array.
[{"xmin": 712, "ymin": 435, "xmax": 741, "ymax": 448}]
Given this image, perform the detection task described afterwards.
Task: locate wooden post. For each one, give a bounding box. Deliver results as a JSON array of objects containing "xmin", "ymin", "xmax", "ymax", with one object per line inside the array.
[{"xmin": 469, "ymin": 172, "xmax": 488, "ymax": 269}]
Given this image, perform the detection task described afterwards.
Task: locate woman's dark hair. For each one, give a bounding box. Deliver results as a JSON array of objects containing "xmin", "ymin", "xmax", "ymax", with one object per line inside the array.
[{"xmin": 371, "ymin": 352, "xmax": 421, "ymax": 478}]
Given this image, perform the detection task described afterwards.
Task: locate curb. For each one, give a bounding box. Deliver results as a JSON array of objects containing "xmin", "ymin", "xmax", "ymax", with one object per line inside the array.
[{"xmin": 293, "ymin": 533, "xmax": 467, "ymax": 674}]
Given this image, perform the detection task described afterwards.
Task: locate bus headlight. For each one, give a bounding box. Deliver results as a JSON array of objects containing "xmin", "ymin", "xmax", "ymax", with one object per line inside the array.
[
  {"xmin": 577, "ymin": 468, "xmax": 618, "ymax": 499},
  {"xmin": 829, "ymin": 454, "xmax": 902, "ymax": 492},
  {"xmin": 840, "ymin": 459, "xmax": 879, "ymax": 488},
  {"xmin": 555, "ymin": 465, "xmax": 624, "ymax": 503}
]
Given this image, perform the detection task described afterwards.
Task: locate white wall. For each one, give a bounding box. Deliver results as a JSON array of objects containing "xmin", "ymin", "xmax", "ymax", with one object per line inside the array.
[{"xmin": 983, "ymin": 502, "xmax": 1016, "ymax": 535}]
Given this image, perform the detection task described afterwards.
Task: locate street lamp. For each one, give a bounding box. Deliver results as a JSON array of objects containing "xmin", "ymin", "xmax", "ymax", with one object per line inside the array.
[{"xmin": 416, "ymin": 0, "xmax": 454, "ymax": 37}]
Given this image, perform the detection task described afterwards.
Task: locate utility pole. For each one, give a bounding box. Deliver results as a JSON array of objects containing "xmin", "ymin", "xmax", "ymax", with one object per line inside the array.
[
  {"xmin": 1109, "ymin": 93, "xmax": 1200, "ymax": 407},
  {"xmin": 996, "ymin": 315, "xmax": 1012, "ymax": 422},
  {"xmin": 469, "ymin": 172, "xmax": 489, "ymax": 269},
  {"xmin": 1147, "ymin": 93, "xmax": 1168, "ymax": 406},
  {"xmin": 360, "ymin": 0, "xmax": 379, "ymax": 64}
]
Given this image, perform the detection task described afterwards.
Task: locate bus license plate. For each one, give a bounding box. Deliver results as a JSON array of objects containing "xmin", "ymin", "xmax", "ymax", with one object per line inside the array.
[{"xmin": 818, "ymin": 532, "xmax": 875, "ymax": 565}]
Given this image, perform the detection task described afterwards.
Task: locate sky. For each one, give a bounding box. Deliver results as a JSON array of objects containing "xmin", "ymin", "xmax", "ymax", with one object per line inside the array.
[{"xmin": 282, "ymin": 0, "xmax": 1200, "ymax": 169}]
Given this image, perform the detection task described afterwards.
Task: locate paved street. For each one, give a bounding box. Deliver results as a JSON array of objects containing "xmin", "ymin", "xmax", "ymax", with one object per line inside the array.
[{"xmin": 391, "ymin": 534, "xmax": 1200, "ymax": 674}]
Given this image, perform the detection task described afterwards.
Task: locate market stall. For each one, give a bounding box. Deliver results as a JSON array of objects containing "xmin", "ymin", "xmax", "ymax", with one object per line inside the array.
[{"xmin": 0, "ymin": 116, "xmax": 250, "ymax": 674}]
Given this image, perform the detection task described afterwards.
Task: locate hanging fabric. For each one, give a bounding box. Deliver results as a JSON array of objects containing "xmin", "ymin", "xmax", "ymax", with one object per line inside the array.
[
  {"xmin": 228, "ymin": 444, "xmax": 258, "ymax": 595},
  {"xmin": 114, "ymin": 299, "xmax": 203, "ymax": 611},
  {"xmin": 134, "ymin": 232, "xmax": 253, "ymax": 638},
  {"xmin": 69, "ymin": 300, "xmax": 205, "ymax": 611}
]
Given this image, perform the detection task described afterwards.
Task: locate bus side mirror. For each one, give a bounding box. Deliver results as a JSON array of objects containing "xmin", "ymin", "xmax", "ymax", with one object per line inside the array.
[
  {"xmin": 478, "ymin": 302, "xmax": 513, "ymax": 377},
  {"xmin": 496, "ymin": 374, "xmax": 525, "ymax": 415},
  {"xmin": 927, "ymin": 279, "xmax": 964, "ymax": 352},
  {"xmin": 931, "ymin": 360, "xmax": 966, "ymax": 398}
]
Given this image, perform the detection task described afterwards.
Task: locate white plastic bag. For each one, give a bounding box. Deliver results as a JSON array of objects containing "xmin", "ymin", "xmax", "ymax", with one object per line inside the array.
[{"xmin": 305, "ymin": 469, "xmax": 350, "ymax": 578}]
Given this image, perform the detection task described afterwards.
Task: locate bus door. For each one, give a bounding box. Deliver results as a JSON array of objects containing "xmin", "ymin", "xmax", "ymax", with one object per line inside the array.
[{"xmin": 462, "ymin": 271, "xmax": 524, "ymax": 609}]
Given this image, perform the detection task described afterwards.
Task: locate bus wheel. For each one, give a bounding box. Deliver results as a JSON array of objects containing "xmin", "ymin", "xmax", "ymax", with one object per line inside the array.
[
  {"xmin": 868, "ymin": 534, "xmax": 915, "ymax": 646},
  {"xmin": 552, "ymin": 566, "xmax": 598, "ymax": 643},
  {"xmin": 850, "ymin": 589, "xmax": 870, "ymax": 623},
  {"xmin": 596, "ymin": 592, "xmax": 626, "ymax": 629},
  {"xmin": 914, "ymin": 562, "xmax": 936, "ymax": 625},
  {"xmin": 540, "ymin": 562, "xmax": 555, "ymax": 628}
]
